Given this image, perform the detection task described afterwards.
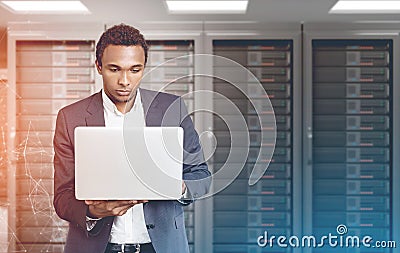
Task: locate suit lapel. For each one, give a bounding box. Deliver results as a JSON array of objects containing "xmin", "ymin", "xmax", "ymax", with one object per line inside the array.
[
  {"xmin": 140, "ymin": 88, "xmax": 162, "ymax": 126},
  {"xmin": 85, "ymin": 91, "xmax": 105, "ymax": 126}
]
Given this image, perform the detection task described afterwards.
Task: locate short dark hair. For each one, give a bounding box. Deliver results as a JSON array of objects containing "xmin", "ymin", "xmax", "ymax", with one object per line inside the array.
[{"xmin": 96, "ymin": 23, "xmax": 148, "ymax": 66}]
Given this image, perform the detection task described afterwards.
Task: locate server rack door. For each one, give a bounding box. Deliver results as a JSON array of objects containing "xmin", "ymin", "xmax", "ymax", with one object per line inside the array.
[
  {"xmin": 311, "ymin": 40, "xmax": 393, "ymax": 253},
  {"xmin": 140, "ymin": 40, "xmax": 196, "ymax": 253},
  {"xmin": 11, "ymin": 40, "xmax": 96, "ymax": 253},
  {"xmin": 212, "ymin": 40, "xmax": 294, "ymax": 253}
]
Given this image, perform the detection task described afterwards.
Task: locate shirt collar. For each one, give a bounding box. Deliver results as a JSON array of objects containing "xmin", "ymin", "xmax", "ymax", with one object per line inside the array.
[{"xmin": 102, "ymin": 89, "xmax": 142, "ymax": 116}]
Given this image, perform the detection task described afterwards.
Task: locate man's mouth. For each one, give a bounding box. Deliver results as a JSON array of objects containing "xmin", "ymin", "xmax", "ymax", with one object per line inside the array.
[{"xmin": 116, "ymin": 90, "xmax": 131, "ymax": 96}]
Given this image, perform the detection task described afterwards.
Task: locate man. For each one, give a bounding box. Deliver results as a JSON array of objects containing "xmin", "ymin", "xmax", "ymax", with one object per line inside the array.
[{"xmin": 53, "ymin": 24, "xmax": 210, "ymax": 253}]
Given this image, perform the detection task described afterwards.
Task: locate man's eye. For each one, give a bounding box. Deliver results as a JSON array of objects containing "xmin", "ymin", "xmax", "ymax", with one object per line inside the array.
[
  {"xmin": 131, "ymin": 69, "xmax": 140, "ymax": 73},
  {"xmin": 110, "ymin": 68, "xmax": 118, "ymax": 72}
]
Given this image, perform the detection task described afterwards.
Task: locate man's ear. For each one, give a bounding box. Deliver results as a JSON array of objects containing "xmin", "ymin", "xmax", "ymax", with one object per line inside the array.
[{"xmin": 95, "ymin": 60, "xmax": 102, "ymax": 74}]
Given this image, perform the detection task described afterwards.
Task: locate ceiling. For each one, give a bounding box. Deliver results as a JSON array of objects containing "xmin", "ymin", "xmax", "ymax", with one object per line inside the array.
[{"xmin": 1, "ymin": 0, "xmax": 400, "ymax": 28}]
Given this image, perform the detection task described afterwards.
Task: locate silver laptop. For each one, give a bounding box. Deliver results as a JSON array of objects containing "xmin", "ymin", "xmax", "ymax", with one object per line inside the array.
[{"xmin": 74, "ymin": 127, "xmax": 184, "ymax": 200}]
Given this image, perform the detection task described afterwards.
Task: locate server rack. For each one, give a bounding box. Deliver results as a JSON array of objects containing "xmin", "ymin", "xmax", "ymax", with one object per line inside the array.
[
  {"xmin": 201, "ymin": 23, "xmax": 302, "ymax": 253},
  {"xmin": 303, "ymin": 25, "xmax": 400, "ymax": 253},
  {"xmin": 7, "ymin": 24, "xmax": 103, "ymax": 252},
  {"xmin": 137, "ymin": 23, "xmax": 212, "ymax": 253},
  {"xmin": 14, "ymin": 40, "xmax": 95, "ymax": 252},
  {"xmin": 312, "ymin": 39, "xmax": 393, "ymax": 252},
  {"xmin": 141, "ymin": 39, "xmax": 196, "ymax": 253},
  {"xmin": 211, "ymin": 39, "xmax": 294, "ymax": 253}
]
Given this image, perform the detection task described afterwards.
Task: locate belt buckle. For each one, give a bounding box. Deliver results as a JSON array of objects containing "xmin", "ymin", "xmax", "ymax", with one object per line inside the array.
[
  {"xmin": 135, "ymin": 244, "xmax": 140, "ymax": 253},
  {"xmin": 117, "ymin": 243, "xmax": 140, "ymax": 253}
]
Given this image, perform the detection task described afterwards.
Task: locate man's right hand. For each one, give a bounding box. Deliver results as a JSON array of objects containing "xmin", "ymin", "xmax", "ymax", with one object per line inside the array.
[{"xmin": 85, "ymin": 200, "xmax": 148, "ymax": 218}]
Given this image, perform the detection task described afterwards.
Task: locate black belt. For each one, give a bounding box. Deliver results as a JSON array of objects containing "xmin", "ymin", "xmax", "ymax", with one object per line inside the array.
[{"xmin": 105, "ymin": 242, "xmax": 155, "ymax": 253}]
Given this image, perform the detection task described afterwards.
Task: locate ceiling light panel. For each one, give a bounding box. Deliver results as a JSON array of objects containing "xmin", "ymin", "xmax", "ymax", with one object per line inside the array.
[
  {"xmin": 330, "ymin": 0, "xmax": 400, "ymax": 14},
  {"xmin": 1, "ymin": 1, "xmax": 90, "ymax": 14},
  {"xmin": 166, "ymin": 0, "xmax": 248, "ymax": 14}
]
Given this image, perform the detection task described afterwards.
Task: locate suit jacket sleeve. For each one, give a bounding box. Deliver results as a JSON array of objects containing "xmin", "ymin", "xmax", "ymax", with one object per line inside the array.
[
  {"xmin": 53, "ymin": 109, "xmax": 105, "ymax": 236},
  {"xmin": 179, "ymin": 98, "xmax": 211, "ymax": 202}
]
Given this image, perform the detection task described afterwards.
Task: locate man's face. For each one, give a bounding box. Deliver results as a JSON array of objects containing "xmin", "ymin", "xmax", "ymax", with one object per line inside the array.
[{"xmin": 96, "ymin": 45, "xmax": 145, "ymax": 112}]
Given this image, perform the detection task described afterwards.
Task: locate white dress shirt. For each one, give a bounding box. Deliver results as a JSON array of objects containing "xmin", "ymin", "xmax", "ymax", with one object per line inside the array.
[{"xmin": 102, "ymin": 89, "xmax": 151, "ymax": 244}]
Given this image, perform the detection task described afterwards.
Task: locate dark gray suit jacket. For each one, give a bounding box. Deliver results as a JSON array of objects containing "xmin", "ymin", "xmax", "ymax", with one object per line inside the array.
[{"xmin": 53, "ymin": 88, "xmax": 210, "ymax": 253}]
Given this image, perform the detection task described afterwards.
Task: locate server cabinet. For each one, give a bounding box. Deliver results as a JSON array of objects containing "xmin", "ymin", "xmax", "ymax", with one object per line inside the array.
[
  {"xmin": 141, "ymin": 39, "xmax": 196, "ymax": 253},
  {"xmin": 211, "ymin": 39, "xmax": 298, "ymax": 253},
  {"xmin": 309, "ymin": 39, "xmax": 397, "ymax": 253},
  {"xmin": 14, "ymin": 40, "xmax": 95, "ymax": 252},
  {"xmin": 7, "ymin": 24, "xmax": 102, "ymax": 253}
]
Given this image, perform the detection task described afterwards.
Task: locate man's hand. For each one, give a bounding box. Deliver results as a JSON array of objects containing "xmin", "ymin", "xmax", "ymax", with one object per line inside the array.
[
  {"xmin": 85, "ymin": 200, "xmax": 148, "ymax": 218},
  {"xmin": 182, "ymin": 182, "xmax": 187, "ymax": 195}
]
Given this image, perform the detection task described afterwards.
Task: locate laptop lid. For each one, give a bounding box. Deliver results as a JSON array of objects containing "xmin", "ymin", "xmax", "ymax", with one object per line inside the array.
[{"xmin": 74, "ymin": 127, "xmax": 183, "ymax": 200}]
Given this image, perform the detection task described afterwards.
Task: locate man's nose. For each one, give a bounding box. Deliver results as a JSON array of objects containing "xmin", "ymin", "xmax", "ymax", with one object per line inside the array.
[{"xmin": 118, "ymin": 71, "xmax": 130, "ymax": 86}]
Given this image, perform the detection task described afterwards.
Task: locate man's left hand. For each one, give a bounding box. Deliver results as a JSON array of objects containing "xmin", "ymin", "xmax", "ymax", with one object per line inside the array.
[{"xmin": 182, "ymin": 182, "xmax": 187, "ymax": 195}]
